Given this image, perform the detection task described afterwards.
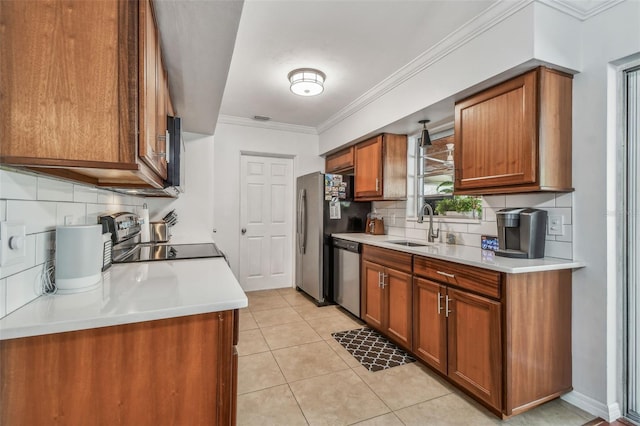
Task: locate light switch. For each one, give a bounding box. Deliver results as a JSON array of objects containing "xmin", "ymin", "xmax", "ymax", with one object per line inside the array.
[
  {"xmin": 0, "ymin": 221, "xmax": 27, "ymax": 267},
  {"xmin": 547, "ymin": 215, "xmax": 564, "ymax": 236}
]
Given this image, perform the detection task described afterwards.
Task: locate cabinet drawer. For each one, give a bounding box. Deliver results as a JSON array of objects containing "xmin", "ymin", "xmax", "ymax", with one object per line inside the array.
[
  {"xmin": 362, "ymin": 245, "xmax": 412, "ymax": 274},
  {"xmin": 326, "ymin": 146, "xmax": 354, "ymax": 173},
  {"xmin": 413, "ymin": 257, "xmax": 501, "ymax": 299}
]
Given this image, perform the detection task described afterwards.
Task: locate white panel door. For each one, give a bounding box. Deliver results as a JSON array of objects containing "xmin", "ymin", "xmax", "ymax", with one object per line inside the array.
[{"xmin": 239, "ymin": 154, "xmax": 293, "ymax": 291}]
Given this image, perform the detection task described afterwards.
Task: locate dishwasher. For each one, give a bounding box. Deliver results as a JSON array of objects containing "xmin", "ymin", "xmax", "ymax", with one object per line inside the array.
[{"xmin": 332, "ymin": 238, "xmax": 361, "ymax": 318}]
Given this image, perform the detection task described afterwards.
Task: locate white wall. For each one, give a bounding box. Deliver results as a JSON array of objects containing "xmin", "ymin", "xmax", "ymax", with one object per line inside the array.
[
  {"xmin": 318, "ymin": 2, "xmax": 581, "ymax": 154},
  {"xmin": 213, "ymin": 122, "xmax": 323, "ymax": 279},
  {"xmin": 0, "ymin": 169, "xmax": 146, "ymax": 318},
  {"xmin": 145, "ymin": 132, "xmax": 216, "ymax": 242},
  {"xmin": 565, "ymin": 1, "xmax": 640, "ymax": 420},
  {"xmin": 375, "ymin": 192, "xmax": 574, "ymax": 260}
]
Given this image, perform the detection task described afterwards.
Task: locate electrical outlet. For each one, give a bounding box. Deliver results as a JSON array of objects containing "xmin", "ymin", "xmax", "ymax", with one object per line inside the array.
[
  {"xmin": 0, "ymin": 221, "xmax": 27, "ymax": 267},
  {"xmin": 64, "ymin": 215, "xmax": 74, "ymax": 225},
  {"xmin": 547, "ymin": 215, "xmax": 564, "ymax": 236}
]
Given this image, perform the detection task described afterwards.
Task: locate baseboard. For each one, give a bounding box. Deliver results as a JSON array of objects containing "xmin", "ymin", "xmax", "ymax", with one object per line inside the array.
[{"xmin": 562, "ymin": 391, "xmax": 622, "ymax": 422}]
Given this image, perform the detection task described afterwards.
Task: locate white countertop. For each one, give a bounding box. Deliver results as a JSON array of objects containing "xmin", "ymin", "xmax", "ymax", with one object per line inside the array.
[
  {"xmin": 0, "ymin": 257, "xmax": 248, "ymax": 340},
  {"xmin": 332, "ymin": 233, "xmax": 585, "ymax": 274}
]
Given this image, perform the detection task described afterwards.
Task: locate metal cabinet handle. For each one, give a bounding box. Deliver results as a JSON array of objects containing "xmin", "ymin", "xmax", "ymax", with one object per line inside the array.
[
  {"xmin": 436, "ymin": 271, "xmax": 455, "ymax": 279},
  {"xmin": 437, "ymin": 291, "xmax": 443, "ymax": 315},
  {"xmin": 381, "ymin": 273, "xmax": 387, "ymax": 288},
  {"xmin": 445, "ymin": 295, "xmax": 452, "ymax": 317},
  {"xmin": 375, "ymin": 178, "xmax": 379, "ymax": 192},
  {"xmin": 378, "ymin": 271, "xmax": 382, "ymax": 288}
]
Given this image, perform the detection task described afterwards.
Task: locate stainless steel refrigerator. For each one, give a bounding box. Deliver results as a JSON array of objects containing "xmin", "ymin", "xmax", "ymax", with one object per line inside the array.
[{"xmin": 295, "ymin": 172, "xmax": 371, "ymax": 305}]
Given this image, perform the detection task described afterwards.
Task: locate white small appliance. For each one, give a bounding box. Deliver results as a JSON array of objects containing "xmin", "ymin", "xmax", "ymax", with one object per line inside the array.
[{"xmin": 55, "ymin": 225, "xmax": 103, "ymax": 293}]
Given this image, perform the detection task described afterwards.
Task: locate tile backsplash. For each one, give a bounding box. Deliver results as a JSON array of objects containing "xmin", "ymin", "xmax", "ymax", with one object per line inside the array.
[
  {"xmin": 373, "ymin": 192, "xmax": 573, "ymax": 260},
  {"xmin": 0, "ymin": 168, "xmax": 146, "ymax": 318}
]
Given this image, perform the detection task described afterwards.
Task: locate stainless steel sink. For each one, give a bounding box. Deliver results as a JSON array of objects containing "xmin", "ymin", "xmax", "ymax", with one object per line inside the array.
[{"xmin": 387, "ymin": 240, "xmax": 429, "ymax": 247}]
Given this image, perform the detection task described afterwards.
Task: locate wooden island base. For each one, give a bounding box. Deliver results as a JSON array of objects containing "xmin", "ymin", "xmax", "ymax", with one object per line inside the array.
[{"xmin": 1, "ymin": 311, "xmax": 238, "ymax": 425}]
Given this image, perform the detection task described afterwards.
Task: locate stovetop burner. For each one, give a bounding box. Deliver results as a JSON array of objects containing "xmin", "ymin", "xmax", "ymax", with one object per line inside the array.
[{"xmin": 114, "ymin": 243, "xmax": 225, "ymax": 264}]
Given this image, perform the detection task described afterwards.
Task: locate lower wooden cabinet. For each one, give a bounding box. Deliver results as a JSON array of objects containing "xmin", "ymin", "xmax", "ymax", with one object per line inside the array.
[
  {"xmin": 361, "ymin": 246, "xmax": 412, "ymax": 350},
  {"xmin": 0, "ymin": 311, "xmax": 239, "ymax": 425},
  {"xmin": 362, "ymin": 244, "xmax": 573, "ymax": 419},
  {"xmin": 413, "ymin": 277, "xmax": 502, "ymax": 410}
]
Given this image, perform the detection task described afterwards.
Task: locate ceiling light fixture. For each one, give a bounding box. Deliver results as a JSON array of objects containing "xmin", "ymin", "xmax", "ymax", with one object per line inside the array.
[
  {"xmin": 418, "ymin": 119, "xmax": 431, "ymax": 147},
  {"xmin": 287, "ymin": 68, "xmax": 326, "ymax": 96}
]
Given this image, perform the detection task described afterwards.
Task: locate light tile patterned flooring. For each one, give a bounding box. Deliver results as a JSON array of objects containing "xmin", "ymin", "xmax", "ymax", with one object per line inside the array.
[{"xmin": 238, "ymin": 287, "xmax": 596, "ymax": 426}]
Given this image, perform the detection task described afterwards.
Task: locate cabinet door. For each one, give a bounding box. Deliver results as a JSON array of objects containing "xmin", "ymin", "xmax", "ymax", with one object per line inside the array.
[
  {"xmin": 354, "ymin": 136, "xmax": 383, "ymax": 199},
  {"xmin": 138, "ymin": 0, "xmax": 167, "ymax": 180},
  {"xmin": 447, "ymin": 288, "xmax": 502, "ymax": 411},
  {"xmin": 362, "ymin": 260, "xmax": 384, "ymax": 330},
  {"xmin": 454, "ymin": 70, "xmax": 537, "ymax": 191},
  {"xmin": 413, "ymin": 277, "xmax": 447, "ymax": 374},
  {"xmin": 385, "ymin": 267, "xmax": 413, "ymax": 350},
  {"xmin": 326, "ymin": 147, "xmax": 354, "ymax": 173},
  {"xmin": 0, "ymin": 0, "xmax": 126, "ymax": 164}
]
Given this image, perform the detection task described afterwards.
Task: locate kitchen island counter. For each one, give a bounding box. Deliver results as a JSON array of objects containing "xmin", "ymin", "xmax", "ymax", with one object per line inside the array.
[
  {"xmin": 332, "ymin": 233, "xmax": 584, "ymax": 274},
  {"xmin": 0, "ymin": 257, "xmax": 247, "ymax": 340}
]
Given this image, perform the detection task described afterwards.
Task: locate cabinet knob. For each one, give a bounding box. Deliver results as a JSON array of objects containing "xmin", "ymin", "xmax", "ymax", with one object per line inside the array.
[{"xmin": 241, "ymin": 228, "xmax": 246, "ymax": 235}]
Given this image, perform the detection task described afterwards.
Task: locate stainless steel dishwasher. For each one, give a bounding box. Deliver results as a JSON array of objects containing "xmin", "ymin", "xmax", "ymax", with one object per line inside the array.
[{"xmin": 332, "ymin": 238, "xmax": 361, "ymax": 318}]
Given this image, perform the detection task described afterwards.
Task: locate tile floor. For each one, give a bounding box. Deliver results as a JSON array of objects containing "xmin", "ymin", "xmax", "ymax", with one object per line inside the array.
[{"xmin": 237, "ymin": 287, "xmax": 596, "ymax": 426}]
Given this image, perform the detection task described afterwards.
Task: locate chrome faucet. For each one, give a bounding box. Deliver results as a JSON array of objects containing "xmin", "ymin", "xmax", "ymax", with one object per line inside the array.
[{"xmin": 417, "ymin": 203, "xmax": 440, "ymax": 243}]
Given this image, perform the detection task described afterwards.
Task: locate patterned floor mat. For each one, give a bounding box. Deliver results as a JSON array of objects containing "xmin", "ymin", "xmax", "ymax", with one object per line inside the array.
[{"xmin": 331, "ymin": 327, "xmax": 416, "ymax": 372}]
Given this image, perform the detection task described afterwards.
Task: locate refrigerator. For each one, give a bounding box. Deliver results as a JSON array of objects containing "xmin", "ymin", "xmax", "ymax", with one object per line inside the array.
[{"xmin": 295, "ymin": 172, "xmax": 371, "ymax": 305}]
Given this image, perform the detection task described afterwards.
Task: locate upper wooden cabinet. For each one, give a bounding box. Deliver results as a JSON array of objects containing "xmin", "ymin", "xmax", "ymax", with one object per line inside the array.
[
  {"xmin": 325, "ymin": 146, "xmax": 354, "ymax": 173},
  {"xmin": 0, "ymin": 0, "xmax": 171, "ymax": 189},
  {"xmin": 354, "ymin": 134, "xmax": 407, "ymax": 201},
  {"xmin": 454, "ymin": 67, "xmax": 573, "ymax": 195},
  {"xmin": 139, "ymin": 0, "xmax": 168, "ymax": 181}
]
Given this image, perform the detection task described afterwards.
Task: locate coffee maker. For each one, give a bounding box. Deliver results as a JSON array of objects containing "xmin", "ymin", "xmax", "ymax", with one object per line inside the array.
[{"xmin": 495, "ymin": 208, "xmax": 547, "ymax": 259}]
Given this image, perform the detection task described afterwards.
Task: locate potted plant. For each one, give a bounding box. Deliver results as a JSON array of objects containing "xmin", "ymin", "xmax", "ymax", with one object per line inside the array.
[{"xmin": 435, "ymin": 196, "xmax": 482, "ymax": 219}]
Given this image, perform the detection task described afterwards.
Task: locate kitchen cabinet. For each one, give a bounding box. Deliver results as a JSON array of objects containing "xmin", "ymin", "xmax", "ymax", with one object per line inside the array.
[
  {"xmin": 361, "ymin": 245, "xmax": 412, "ymax": 350},
  {"xmin": 454, "ymin": 66, "xmax": 573, "ymax": 195},
  {"xmin": 0, "ymin": 0, "xmax": 172, "ymax": 189},
  {"xmin": 0, "ymin": 311, "xmax": 239, "ymax": 425},
  {"xmin": 326, "ymin": 146, "xmax": 355, "ymax": 173},
  {"xmin": 139, "ymin": 0, "xmax": 168, "ymax": 180},
  {"xmin": 354, "ymin": 134, "xmax": 407, "ymax": 201},
  {"xmin": 413, "ymin": 255, "xmax": 572, "ymax": 418},
  {"xmin": 413, "ymin": 259, "xmax": 502, "ymax": 411}
]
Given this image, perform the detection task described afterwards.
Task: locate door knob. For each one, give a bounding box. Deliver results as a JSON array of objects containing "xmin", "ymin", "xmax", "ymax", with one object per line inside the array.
[{"xmin": 241, "ymin": 228, "xmax": 246, "ymax": 235}]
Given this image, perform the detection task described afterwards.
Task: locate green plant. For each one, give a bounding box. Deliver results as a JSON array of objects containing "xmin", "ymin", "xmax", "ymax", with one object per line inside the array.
[{"xmin": 435, "ymin": 196, "xmax": 482, "ymax": 218}]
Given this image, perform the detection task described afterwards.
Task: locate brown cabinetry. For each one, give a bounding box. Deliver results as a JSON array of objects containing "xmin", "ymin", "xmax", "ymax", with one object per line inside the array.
[
  {"xmin": 139, "ymin": 0, "xmax": 168, "ymax": 180},
  {"xmin": 0, "ymin": 311, "xmax": 239, "ymax": 425},
  {"xmin": 361, "ymin": 245, "xmax": 412, "ymax": 350},
  {"xmin": 454, "ymin": 67, "xmax": 573, "ymax": 195},
  {"xmin": 0, "ymin": 0, "xmax": 172, "ymax": 189},
  {"xmin": 354, "ymin": 134, "xmax": 407, "ymax": 201},
  {"xmin": 413, "ymin": 258, "xmax": 502, "ymax": 411},
  {"xmin": 326, "ymin": 146, "xmax": 355, "ymax": 173},
  {"xmin": 412, "ymin": 254, "xmax": 572, "ymax": 418}
]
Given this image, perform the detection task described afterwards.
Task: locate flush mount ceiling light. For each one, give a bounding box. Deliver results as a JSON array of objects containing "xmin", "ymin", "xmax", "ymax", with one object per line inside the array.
[
  {"xmin": 418, "ymin": 119, "xmax": 431, "ymax": 147},
  {"xmin": 287, "ymin": 68, "xmax": 326, "ymax": 96}
]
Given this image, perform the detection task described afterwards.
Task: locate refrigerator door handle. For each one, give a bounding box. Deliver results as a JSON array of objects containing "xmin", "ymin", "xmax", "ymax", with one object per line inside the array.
[
  {"xmin": 300, "ymin": 189, "xmax": 307, "ymax": 254},
  {"xmin": 296, "ymin": 190, "xmax": 302, "ymax": 253}
]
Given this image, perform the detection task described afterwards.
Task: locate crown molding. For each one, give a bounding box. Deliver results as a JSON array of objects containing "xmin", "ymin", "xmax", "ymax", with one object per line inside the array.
[
  {"xmin": 217, "ymin": 115, "xmax": 318, "ymax": 135},
  {"xmin": 317, "ymin": 0, "xmax": 624, "ymax": 135},
  {"xmin": 316, "ymin": 0, "xmax": 534, "ymax": 134},
  {"xmin": 537, "ymin": 0, "xmax": 624, "ymax": 21}
]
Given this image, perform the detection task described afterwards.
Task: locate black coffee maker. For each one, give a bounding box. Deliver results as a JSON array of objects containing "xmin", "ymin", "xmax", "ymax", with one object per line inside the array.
[{"xmin": 495, "ymin": 208, "xmax": 547, "ymax": 259}]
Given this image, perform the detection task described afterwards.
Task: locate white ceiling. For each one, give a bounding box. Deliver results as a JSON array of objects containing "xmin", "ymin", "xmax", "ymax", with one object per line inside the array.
[
  {"xmin": 218, "ymin": 0, "xmax": 496, "ymax": 130},
  {"xmin": 154, "ymin": 0, "xmax": 621, "ymax": 137}
]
